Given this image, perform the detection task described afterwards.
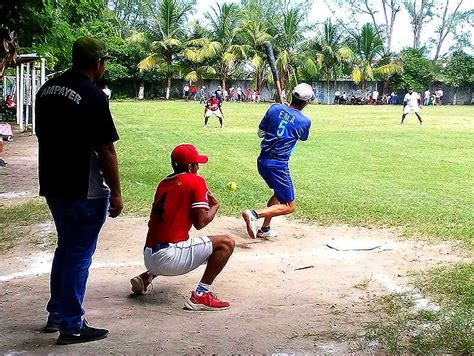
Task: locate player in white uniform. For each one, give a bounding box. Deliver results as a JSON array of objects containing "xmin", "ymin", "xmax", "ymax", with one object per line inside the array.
[{"xmin": 401, "ymin": 88, "xmax": 423, "ymax": 126}]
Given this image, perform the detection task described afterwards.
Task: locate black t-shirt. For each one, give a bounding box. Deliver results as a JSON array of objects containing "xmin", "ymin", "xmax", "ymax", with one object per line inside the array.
[{"xmin": 36, "ymin": 69, "xmax": 119, "ymax": 199}]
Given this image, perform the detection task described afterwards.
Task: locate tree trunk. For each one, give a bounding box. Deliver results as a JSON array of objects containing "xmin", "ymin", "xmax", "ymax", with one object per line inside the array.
[
  {"xmin": 166, "ymin": 77, "xmax": 171, "ymax": 99},
  {"xmin": 326, "ymin": 78, "xmax": 330, "ymax": 104},
  {"xmin": 138, "ymin": 80, "xmax": 145, "ymax": 100},
  {"xmin": 383, "ymin": 77, "xmax": 389, "ymax": 95}
]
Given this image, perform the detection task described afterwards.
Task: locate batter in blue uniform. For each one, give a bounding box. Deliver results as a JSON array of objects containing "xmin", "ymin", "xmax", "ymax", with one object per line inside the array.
[{"xmin": 243, "ymin": 83, "xmax": 314, "ymax": 239}]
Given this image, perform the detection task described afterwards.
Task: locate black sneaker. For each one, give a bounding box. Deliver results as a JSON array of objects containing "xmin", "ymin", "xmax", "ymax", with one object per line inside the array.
[
  {"xmin": 0, "ymin": 159, "xmax": 6, "ymax": 167},
  {"xmin": 41, "ymin": 320, "xmax": 60, "ymax": 333},
  {"xmin": 56, "ymin": 321, "xmax": 108, "ymax": 345}
]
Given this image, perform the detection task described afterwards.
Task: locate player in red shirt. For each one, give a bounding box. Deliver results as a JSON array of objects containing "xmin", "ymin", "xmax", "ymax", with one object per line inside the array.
[
  {"xmin": 204, "ymin": 93, "xmax": 224, "ymax": 128},
  {"xmin": 129, "ymin": 144, "xmax": 235, "ymax": 311}
]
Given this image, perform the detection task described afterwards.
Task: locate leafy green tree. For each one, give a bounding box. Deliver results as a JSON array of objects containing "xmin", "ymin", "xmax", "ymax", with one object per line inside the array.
[
  {"xmin": 349, "ymin": 23, "xmax": 401, "ymax": 90},
  {"xmin": 390, "ymin": 47, "xmax": 433, "ymax": 92},
  {"xmin": 442, "ymin": 50, "xmax": 474, "ymax": 104},
  {"xmin": 304, "ymin": 20, "xmax": 353, "ymax": 103},
  {"xmin": 202, "ymin": 3, "xmax": 248, "ymax": 90},
  {"xmin": 271, "ymin": 6, "xmax": 307, "ymax": 91},
  {"xmin": 108, "ymin": 0, "xmax": 151, "ymax": 38},
  {"xmin": 237, "ymin": 1, "xmax": 273, "ymax": 91},
  {"xmin": 135, "ymin": 0, "xmax": 195, "ymax": 99},
  {"xmin": 181, "ymin": 22, "xmax": 219, "ymax": 84},
  {"xmin": 2, "ymin": 0, "xmax": 106, "ymax": 70}
]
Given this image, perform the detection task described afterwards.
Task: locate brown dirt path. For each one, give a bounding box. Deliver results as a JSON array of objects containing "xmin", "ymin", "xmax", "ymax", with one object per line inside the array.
[{"xmin": 0, "ymin": 215, "xmax": 466, "ymax": 353}]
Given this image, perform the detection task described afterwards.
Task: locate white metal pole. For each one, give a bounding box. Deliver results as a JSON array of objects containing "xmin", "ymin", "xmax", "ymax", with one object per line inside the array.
[
  {"xmin": 19, "ymin": 64, "xmax": 24, "ymax": 131},
  {"xmin": 41, "ymin": 58, "xmax": 46, "ymax": 85},
  {"xmin": 25, "ymin": 63, "xmax": 30, "ymax": 129},
  {"xmin": 32, "ymin": 62, "xmax": 37, "ymax": 135},
  {"xmin": 16, "ymin": 66, "xmax": 20, "ymax": 125}
]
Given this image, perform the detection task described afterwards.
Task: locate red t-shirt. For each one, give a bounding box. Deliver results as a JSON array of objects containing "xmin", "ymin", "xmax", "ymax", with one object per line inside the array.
[
  {"xmin": 145, "ymin": 172, "xmax": 209, "ymax": 246},
  {"xmin": 206, "ymin": 98, "xmax": 220, "ymax": 111},
  {"xmin": 6, "ymin": 99, "xmax": 15, "ymax": 108},
  {"xmin": 190, "ymin": 86, "xmax": 197, "ymax": 93}
]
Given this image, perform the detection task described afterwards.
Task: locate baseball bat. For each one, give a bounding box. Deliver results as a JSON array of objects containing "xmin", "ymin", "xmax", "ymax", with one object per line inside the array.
[{"xmin": 263, "ymin": 42, "xmax": 284, "ymax": 104}]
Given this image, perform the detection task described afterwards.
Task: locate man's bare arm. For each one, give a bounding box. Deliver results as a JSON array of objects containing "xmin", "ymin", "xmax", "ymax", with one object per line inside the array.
[{"xmin": 191, "ymin": 191, "xmax": 219, "ymax": 230}]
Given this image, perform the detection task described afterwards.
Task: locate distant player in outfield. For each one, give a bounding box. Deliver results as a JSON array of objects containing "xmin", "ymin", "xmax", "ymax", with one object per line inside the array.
[
  {"xmin": 130, "ymin": 144, "xmax": 235, "ymax": 311},
  {"xmin": 401, "ymin": 88, "xmax": 423, "ymax": 126},
  {"xmin": 242, "ymin": 83, "xmax": 313, "ymax": 239},
  {"xmin": 204, "ymin": 93, "xmax": 224, "ymax": 128}
]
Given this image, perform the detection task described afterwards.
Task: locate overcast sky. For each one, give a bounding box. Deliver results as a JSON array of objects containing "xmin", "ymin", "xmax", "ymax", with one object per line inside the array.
[{"xmin": 190, "ymin": 0, "xmax": 473, "ymax": 57}]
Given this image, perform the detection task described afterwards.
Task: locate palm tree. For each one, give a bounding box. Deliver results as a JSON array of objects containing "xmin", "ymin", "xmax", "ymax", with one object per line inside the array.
[
  {"xmin": 203, "ymin": 3, "xmax": 248, "ymax": 90},
  {"xmin": 348, "ymin": 23, "xmax": 401, "ymax": 91},
  {"xmin": 304, "ymin": 20, "xmax": 353, "ymax": 104},
  {"xmin": 134, "ymin": 0, "xmax": 195, "ymax": 99},
  {"xmin": 180, "ymin": 21, "xmax": 218, "ymax": 83},
  {"xmin": 237, "ymin": 11, "xmax": 272, "ymax": 91},
  {"xmin": 182, "ymin": 37, "xmax": 219, "ymax": 83},
  {"xmin": 270, "ymin": 7, "xmax": 307, "ymax": 92}
]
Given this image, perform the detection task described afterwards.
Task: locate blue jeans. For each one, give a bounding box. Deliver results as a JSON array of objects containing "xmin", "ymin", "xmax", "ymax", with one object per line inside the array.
[{"xmin": 46, "ymin": 196, "xmax": 109, "ymax": 334}]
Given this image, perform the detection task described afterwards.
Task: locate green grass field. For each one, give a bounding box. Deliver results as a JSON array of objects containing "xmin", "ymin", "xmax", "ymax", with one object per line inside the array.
[{"xmin": 111, "ymin": 101, "xmax": 473, "ymax": 246}]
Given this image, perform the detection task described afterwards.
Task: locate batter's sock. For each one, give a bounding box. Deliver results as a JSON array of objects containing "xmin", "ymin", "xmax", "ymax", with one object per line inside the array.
[
  {"xmin": 260, "ymin": 226, "xmax": 270, "ymax": 233},
  {"xmin": 251, "ymin": 210, "xmax": 258, "ymax": 219},
  {"xmin": 196, "ymin": 282, "xmax": 212, "ymax": 295}
]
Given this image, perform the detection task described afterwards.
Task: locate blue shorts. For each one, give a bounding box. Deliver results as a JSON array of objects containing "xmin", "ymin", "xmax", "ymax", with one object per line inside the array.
[{"xmin": 257, "ymin": 157, "xmax": 295, "ymax": 203}]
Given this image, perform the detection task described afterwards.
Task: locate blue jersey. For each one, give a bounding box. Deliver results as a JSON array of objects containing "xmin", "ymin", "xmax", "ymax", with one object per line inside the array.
[{"xmin": 258, "ymin": 104, "xmax": 311, "ymax": 160}]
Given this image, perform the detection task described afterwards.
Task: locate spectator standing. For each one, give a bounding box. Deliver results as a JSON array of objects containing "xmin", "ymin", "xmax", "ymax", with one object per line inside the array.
[
  {"xmin": 245, "ymin": 88, "xmax": 252, "ymax": 102},
  {"xmin": 372, "ymin": 89, "xmax": 379, "ymax": 104},
  {"xmin": 199, "ymin": 85, "xmax": 206, "ymax": 103},
  {"xmin": 435, "ymin": 88, "xmax": 444, "ymax": 105},
  {"xmin": 424, "ymin": 89, "xmax": 430, "ymax": 106},
  {"xmin": 183, "ymin": 84, "xmax": 190, "ymax": 100},
  {"xmin": 237, "ymin": 86, "xmax": 242, "ymax": 102},
  {"xmin": 334, "ymin": 89, "xmax": 340, "ymax": 104},
  {"xmin": 215, "ymin": 86, "xmax": 224, "ymax": 103},
  {"xmin": 102, "ymin": 85, "xmax": 111, "ymax": 100},
  {"xmin": 190, "ymin": 84, "xmax": 197, "ymax": 100}
]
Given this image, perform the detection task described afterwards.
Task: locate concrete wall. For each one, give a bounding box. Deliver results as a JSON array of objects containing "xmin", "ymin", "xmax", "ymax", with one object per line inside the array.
[
  {"xmin": 429, "ymin": 82, "xmax": 473, "ymax": 105},
  {"xmin": 113, "ymin": 78, "xmax": 473, "ymax": 105}
]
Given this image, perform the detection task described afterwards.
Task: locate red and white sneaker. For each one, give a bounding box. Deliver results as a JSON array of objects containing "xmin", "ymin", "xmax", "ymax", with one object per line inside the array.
[
  {"xmin": 130, "ymin": 271, "xmax": 154, "ymax": 295},
  {"xmin": 184, "ymin": 291, "xmax": 231, "ymax": 311}
]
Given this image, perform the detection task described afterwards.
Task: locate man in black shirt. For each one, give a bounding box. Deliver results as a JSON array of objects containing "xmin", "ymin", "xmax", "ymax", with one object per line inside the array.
[{"xmin": 36, "ymin": 37, "xmax": 122, "ymax": 345}]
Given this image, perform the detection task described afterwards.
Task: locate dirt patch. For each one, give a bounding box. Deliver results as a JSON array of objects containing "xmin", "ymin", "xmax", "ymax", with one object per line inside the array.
[
  {"xmin": 0, "ymin": 127, "xmax": 38, "ymax": 204},
  {"xmin": 0, "ymin": 215, "xmax": 467, "ymax": 353}
]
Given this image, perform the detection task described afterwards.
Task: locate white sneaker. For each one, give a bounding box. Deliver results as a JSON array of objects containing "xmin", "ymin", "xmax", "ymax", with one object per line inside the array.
[
  {"xmin": 242, "ymin": 210, "xmax": 258, "ymax": 239},
  {"xmin": 256, "ymin": 229, "xmax": 278, "ymax": 238}
]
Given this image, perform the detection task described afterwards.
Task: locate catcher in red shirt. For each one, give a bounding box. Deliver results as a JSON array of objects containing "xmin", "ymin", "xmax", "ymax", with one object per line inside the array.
[
  {"xmin": 204, "ymin": 93, "xmax": 224, "ymax": 128},
  {"xmin": 130, "ymin": 144, "xmax": 234, "ymax": 311}
]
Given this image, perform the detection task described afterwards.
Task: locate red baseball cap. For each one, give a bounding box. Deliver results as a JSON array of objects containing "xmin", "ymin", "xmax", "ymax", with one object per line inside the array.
[{"xmin": 171, "ymin": 144, "xmax": 208, "ymax": 165}]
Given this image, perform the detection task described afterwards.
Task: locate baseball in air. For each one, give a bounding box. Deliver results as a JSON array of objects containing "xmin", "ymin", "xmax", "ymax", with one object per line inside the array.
[{"xmin": 226, "ymin": 182, "xmax": 237, "ymax": 192}]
